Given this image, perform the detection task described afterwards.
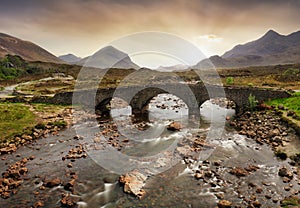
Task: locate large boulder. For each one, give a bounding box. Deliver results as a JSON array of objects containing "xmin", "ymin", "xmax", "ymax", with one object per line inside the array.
[{"xmin": 119, "ymin": 170, "xmax": 147, "ymax": 199}]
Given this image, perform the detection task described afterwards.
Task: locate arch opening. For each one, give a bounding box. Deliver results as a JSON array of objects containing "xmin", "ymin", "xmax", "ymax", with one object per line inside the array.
[
  {"xmin": 200, "ymin": 98, "xmax": 236, "ymax": 126},
  {"xmin": 146, "ymin": 93, "xmax": 190, "ymax": 122},
  {"xmin": 95, "ymin": 97, "xmax": 131, "ymax": 119}
]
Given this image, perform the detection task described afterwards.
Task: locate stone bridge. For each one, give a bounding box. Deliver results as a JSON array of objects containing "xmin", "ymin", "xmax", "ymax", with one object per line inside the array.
[{"xmin": 45, "ymin": 83, "xmax": 291, "ymax": 118}]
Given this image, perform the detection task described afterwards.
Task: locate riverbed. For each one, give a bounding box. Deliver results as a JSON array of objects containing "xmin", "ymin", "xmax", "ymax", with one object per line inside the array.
[{"xmin": 0, "ymin": 94, "xmax": 299, "ymax": 207}]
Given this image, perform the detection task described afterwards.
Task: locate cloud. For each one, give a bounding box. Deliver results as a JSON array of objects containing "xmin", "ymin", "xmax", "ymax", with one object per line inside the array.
[
  {"xmin": 196, "ymin": 35, "xmax": 223, "ymax": 42},
  {"xmin": 0, "ymin": 0, "xmax": 299, "ymax": 58}
]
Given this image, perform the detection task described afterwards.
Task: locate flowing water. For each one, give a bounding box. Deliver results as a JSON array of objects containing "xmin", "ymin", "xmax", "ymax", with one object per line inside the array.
[{"xmin": 0, "ymin": 94, "xmax": 299, "ymax": 208}]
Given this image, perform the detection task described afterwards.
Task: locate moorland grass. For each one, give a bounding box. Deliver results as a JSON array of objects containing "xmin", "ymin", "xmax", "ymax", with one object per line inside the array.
[
  {"xmin": 266, "ymin": 92, "xmax": 300, "ymax": 116},
  {"xmin": 0, "ymin": 103, "xmax": 36, "ymax": 141}
]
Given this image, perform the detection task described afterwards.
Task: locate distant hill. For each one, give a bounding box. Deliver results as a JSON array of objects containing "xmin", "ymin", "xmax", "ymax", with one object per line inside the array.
[
  {"xmin": 59, "ymin": 54, "xmax": 81, "ymax": 63},
  {"xmin": 77, "ymin": 46, "xmax": 140, "ymax": 69},
  {"xmin": 0, "ymin": 33, "xmax": 63, "ymax": 63},
  {"xmin": 155, "ymin": 64, "xmax": 189, "ymax": 72},
  {"xmin": 195, "ymin": 29, "xmax": 300, "ymax": 69}
]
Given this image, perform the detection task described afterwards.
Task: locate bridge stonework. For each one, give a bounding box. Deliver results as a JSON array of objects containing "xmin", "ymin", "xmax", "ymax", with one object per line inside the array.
[{"xmin": 44, "ymin": 83, "xmax": 291, "ymax": 116}]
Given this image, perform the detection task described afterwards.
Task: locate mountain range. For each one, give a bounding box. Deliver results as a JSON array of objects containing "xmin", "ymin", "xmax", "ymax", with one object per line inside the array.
[
  {"xmin": 194, "ymin": 29, "xmax": 300, "ymax": 69},
  {"xmin": 1, "ymin": 30, "xmax": 300, "ymax": 70},
  {"xmin": 155, "ymin": 64, "xmax": 189, "ymax": 72}
]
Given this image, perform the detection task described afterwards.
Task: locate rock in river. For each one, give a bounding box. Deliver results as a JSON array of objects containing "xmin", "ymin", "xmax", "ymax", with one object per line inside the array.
[
  {"xmin": 119, "ymin": 170, "xmax": 147, "ymax": 199},
  {"xmin": 217, "ymin": 200, "xmax": 232, "ymax": 208},
  {"xmin": 167, "ymin": 121, "xmax": 182, "ymax": 131}
]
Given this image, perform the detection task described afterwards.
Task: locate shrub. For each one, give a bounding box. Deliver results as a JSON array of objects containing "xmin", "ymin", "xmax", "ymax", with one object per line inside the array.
[
  {"xmin": 248, "ymin": 93, "xmax": 258, "ymax": 111},
  {"xmin": 35, "ymin": 122, "xmax": 46, "ymax": 130},
  {"xmin": 283, "ymin": 68, "xmax": 299, "ymax": 77},
  {"xmin": 226, "ymin": 77, "xmax": 234, "ymax": 85},
  {"xmin": 275, "ymin": 150, "xmax": 288, "ymax": 160}
]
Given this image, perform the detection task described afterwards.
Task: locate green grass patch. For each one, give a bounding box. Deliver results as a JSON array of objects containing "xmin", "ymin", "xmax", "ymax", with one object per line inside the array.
[
  {"xmin": 266, "ymin": 92, "xmax": 300, "ymax": 116},
  {"xmin": 281, "ymin": 197, "xmax": 300, "ymax": 207},
  {"xmin": 49, "ymin": 120, "xmax": 67, "ymax": 128},
  {"xmin": 0, "ymin": 103, "xmax": 36, "ymax": 141},
  {"xmin": 31, "ymin": 103, "xmax": 70, "ymax": 113}
]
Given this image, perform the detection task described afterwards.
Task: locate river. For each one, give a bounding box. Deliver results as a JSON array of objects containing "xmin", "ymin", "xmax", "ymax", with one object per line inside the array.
[{"xmin": 0, "ymin": 94, "xmax": 299, "ymax": 207}]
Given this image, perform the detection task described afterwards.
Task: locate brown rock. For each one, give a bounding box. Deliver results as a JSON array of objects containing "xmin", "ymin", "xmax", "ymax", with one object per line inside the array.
[
  {"xmin": 215, "ymin": 193, "xmax": 225, "ymax": 199},
  {"xmin": 283, "ymin": 177, "xmax": 291, "ymax": 183},
  {"xmin": 44, "ymin": 178, "xmax": 61, "ymax": 188},
  {"xmin": 269, "ymin": 129, "xmax": 280, "ymax": 137},
  {"xmin": 229, "ymin": 167, "xmax": 248, "ymax": 177},
  {"xmin": 194, "ymin": 172, "xmax": 203, "ymax": 180},
  {"xmin": 245, "ymin": 165, "xmax": 260, "ymax": 172},
  {"xmin": 167, "ymin": 121, "xmax": 182, "ymax": 131},
  {"xmin": 119, "ymin": 170, "xmax": 147, "ymax": 199},
  {"xmin": 19, "ymin": 167, "xmax": 28, "ymax": 175},
  {"xmin": 0, "ymin": 144, "xmax": 17, "ymax": 154},
  {"xmin": 248, "ymin": 182, "xmax": 256, "ymax": 188},
  {"xmin": 64, "ymin": 179, "xmax": 76, "ymax": 191},
  {"xmin": 34, "ymin": 201, "xmax": 44, "ymax": 207},
  {"xmin": 214, "ymin": 160, "xmax": 222, "ymax": 166},
  {"xmin": 176, "ymin": 146, "xmax": 191, "ymax": 156},
  {"xmin": 272, "ymin": 197, "xmax": 279, "ymax": 203},
  {"xmin": 39, "ymin": 186, "xmax": 45, "ymax": 190},
  {"xmin": 60, "ymin": 193, "xmax": 78, "ymax": 207},
  {"xmin": 265, "ymin": 195, "xmax": 272, "ymax": 199},
  {"xmin": 252, "ymin": 200, "xmax": 261, "ymax": 207},
  {"xmin": 217, "ymin": 200, "xmax": 232, "ymax": 208},
  {"xmin": 287, "ymin": 110, "xmax": 295, "ymax": 117},
  {"xmin": 278, "ymin": 167, "xmax": 293, "ymax": 179},
  {"xmin": 29, "ymin": 155, "xmax": 35, "ymax": 160},
  {"xmin": 256, "ymin": 187, "xmax": 263, "ymax": 194}
]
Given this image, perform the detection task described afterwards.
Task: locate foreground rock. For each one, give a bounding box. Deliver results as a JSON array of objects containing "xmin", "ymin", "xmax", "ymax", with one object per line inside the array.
[
  {"xmin": 60, "ymin": 193, "xmax": 78, "ymax": 207},
  {"xmin": 229, "ymin": 165, "xmax": 260, "ymax": 178},
  {"xmin": 119, "ymin": 170, "xmax": 147, "ymax": 199},
  {"xmin": 217, "ymin": 200, "xmax": 232, "ymax": 208},
  {"xmin": 167, "ymin": 121, "xmax": 182, "ymax": 131},
  {"xmin": 43, "ymin": 177, "xmax": 62, "ymax": 188},
  {"xmin": 0, "ymin": 158, "xmax": 30, "ymax": 198},
  {"xmin": 0, "ymin": 144, "xmax": 17, "ymax": 154},
  {"xmin": 63, "ymin": 145, "xmax": 87, "ymax": 160},
  {"xmin": 278, "ymin": 167, "xmax": 293, "ymax": 179},
  {"xmin": 230, "ymin": 110, "xmax": 291, "ymax": 149}
]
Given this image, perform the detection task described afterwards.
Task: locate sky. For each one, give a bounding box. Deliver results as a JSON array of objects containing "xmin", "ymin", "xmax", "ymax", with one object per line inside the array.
[{"xmin": 1, "ymin": 0, "xmax": 300, "ymax": 68}]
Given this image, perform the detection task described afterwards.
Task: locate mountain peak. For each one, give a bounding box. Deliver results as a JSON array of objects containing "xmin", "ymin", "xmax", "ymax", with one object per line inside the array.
[
  {"xmin": 59, "ymin": 53, "xmax": 81, "ymax": 63},
  {"xmin": 99, "ymin": 45, "xmax": 127, "ymax": 55},
  {"xmin": 263, "ymin": 29, "xmax": 281, "ymax": 38},
  {"xmin": 78, "ymin": 45, "xmax": 139, "ymax": 69}
]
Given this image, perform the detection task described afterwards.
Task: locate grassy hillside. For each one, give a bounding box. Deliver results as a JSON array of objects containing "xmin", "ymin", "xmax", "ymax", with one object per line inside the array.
[{"xmin": 0, "ymin": 55, "xmax": 81, "ymax": 86}]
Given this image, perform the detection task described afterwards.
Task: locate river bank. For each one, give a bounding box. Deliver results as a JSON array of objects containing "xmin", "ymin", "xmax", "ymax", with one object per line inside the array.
[{"xmin": 0, "ymin": 103, "xmax": 73, "ymax": 154}]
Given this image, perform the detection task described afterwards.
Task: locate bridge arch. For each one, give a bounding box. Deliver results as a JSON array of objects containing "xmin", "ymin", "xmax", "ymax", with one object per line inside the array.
[{"xmin": 127, "ymin": 86, "xmax": 200, "ymax": 119}]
